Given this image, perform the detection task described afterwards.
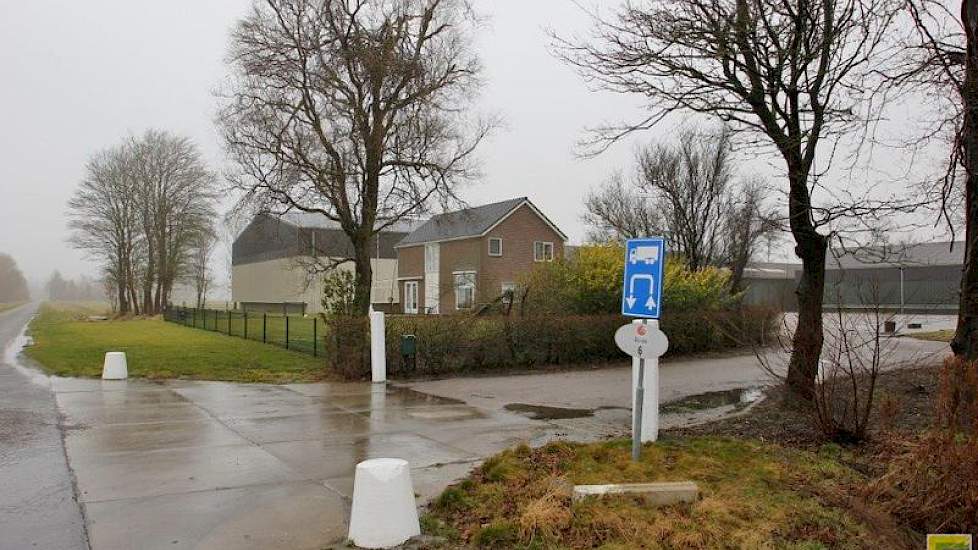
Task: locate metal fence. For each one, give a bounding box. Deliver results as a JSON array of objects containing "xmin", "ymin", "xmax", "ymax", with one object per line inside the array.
[{"xmin": 163, "ymin": 306, "xmax": 326, "ymax": 357}]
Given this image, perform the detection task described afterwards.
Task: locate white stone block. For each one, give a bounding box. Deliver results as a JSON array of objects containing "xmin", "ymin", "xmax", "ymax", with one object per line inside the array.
[
  {"xmin": 573, "ymin": 481, "xmax": 699, "ymax": 506},
  {"xmin": 101, "ymin": 352, "xmax": 128, "ymax": 380},
  {"xmin": 348, "ymin": 458, "xmax": 420, "ymax": 549}
]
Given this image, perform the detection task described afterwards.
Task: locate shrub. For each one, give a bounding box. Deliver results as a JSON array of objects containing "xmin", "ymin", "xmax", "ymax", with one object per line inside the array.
[
  {"xmin": 322, "ymin": 315, "xmax": 369, "ymax": 379},
  {"xmin": 320, "ymin": 269, "xmax": 357, "ymax": 315},
  {"xmin": 376, "ymin": 307, "xmax": 778, "ymax": 378},
  {"xmin": 866, "ymin": 356, "xmax": 978, "ymax": 534},
  {"xmin": 520, "ymin": 243, "xmax": 738, "ymax": 315}
]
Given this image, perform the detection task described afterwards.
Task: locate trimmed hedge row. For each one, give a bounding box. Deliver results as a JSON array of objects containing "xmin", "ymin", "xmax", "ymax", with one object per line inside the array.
[{"xmin": 323, "ymin": 307, "xmax": 779, "ymax": 380}]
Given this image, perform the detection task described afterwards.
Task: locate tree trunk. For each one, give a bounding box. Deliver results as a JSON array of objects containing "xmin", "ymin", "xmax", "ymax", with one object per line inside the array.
[
  {"xmin": 784, "ymin": 167, "xmax": 828, "ymax": 401},
  {"xmin": 953, "ymin": 0, "xmax": 978, "ymax": 359},
  {"xmin": 352, "ymin": 237, "xmax": 373, "ymax": 316},
  {"xmin": 787, "ymin": 234, "xmax": 827, "ymax": 400}
]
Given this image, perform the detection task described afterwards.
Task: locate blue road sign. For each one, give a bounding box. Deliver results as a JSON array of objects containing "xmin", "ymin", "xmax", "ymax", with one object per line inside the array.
[{"xmin": 622, "ymin": 237, "xmax": 665, "ymax": 318}]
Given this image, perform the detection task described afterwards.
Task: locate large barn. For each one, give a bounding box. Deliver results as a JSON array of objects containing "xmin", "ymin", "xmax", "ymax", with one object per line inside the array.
[
  {"xmin": 231, "ymin": 213, "xmax": 420, "ymax": 315},
  {"xmin": 823, "ymin": 241, "xmax": 963, "ymax": 313},
  {"xmin": 742, "ymin": 241, "xmax": 964, "ymax": 313}
]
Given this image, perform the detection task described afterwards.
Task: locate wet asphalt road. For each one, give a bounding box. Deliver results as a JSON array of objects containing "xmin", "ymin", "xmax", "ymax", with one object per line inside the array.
[{"xmin": 0, "ymin": 303, "xmax": 88, "ymax": 550}]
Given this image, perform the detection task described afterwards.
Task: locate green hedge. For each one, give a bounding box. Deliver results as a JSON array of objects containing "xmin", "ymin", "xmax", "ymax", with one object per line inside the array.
[{"xmin": 323, "ymin": 307, "xmax": 779, "ymax": 380}]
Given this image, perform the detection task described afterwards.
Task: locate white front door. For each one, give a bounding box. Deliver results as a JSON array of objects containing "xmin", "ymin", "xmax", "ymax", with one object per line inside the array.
[
  {"xmin": 404, "ymin": 281, "xmax": 419, "ymax": 314},
  {"xmin": 424, "ymin": 243, "xmax": 440, "ymax": 313}
]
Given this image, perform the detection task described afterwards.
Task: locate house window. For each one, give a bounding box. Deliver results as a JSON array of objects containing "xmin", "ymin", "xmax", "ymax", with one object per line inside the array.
[
  {"xmin": 488, "ymin": 237, "xmax": 503, "ymax": 257},
  {"xmin": 404, "ymin": 281, "xmax": 419, "ymax": 314},
  {"xmin": 454, "ymin": 272, "xmax": 476, "ymax": 310},
  {"xmin": 534, "ymin": 241, "xmax": 554, "ymax": 262},
  {"xmin": 501, "ymin": 282, "xmax": 517, "ymax": 304},
  {"xmin": 425, "ymin": 243, "xmax": 438, "ymax": 272}
]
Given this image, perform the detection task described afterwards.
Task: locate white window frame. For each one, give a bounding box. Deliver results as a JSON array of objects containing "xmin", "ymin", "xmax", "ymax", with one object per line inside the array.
[
  {"xmin": 534, "ymin": 241, "xmax": 554, "ymax": 262},
  {"xmin": 403, "ymin": 281, "xmax": 419, "ymax": 314},
  {"xmin": 501, "ymin": 282, "xmax": 517, "ymax": 304},
  {"xmin": 453, "ymin": 271, "xmax": 477, "ymax": 310},
  {"xmin": 488, "ymin": 237, "xmax": 503, "ymax": 257}
]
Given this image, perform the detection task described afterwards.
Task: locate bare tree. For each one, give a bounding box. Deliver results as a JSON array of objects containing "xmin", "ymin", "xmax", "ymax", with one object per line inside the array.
[
  {"xmin": 68, "ymin": 144, "xmax": 143, "ymax": 314},
  {"xmin": 219, "ymin": 0, "xmax": 493, "ymax": 315},
  {"xmin": 188, "ymin": 231, "xmax": 216, "ymax": 310},
  {"xmin": 725, "ymin": 179, "xmax": 781, "ymax": 292},
  {"xmin": 554, "ymin": 0, "xmax": 901, "ymax": 400},
  {"xmin": 583, "ymin": 172, "xmax": 663, "ymax": 241},
  {"xmin": 584, "ymin": 127, "xmax": 777, "ymax": 289},
  {"xmin": 0, "ymin": 254, "xmax": 30, "ymax": 303},
  {"xmin": 640, "ymin": 126, "xmax": 735, "ymax": 271},
  {"xmin": 132, "ymin": 130, "xmax": 217, "ymax": 314},
  {"xmin": 68, "ymin": 132, "xmax": 216, "ymax": 316},
  {"xmin": 879, "ymin": 1, "xmax": 978, "ymax": 356}
]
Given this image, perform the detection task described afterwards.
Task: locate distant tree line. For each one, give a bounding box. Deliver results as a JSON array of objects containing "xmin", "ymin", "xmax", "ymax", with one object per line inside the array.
[
  {"xmin": 67, "ymin": 130, "xmax": 217, "ymax": 316},
  {"xmin": 45, "ymin": 271, "xmax": 104, "ymax": 302},
  {"xmin": 0, "ymin": 253, "xmax": 30, "ymax": 303}
]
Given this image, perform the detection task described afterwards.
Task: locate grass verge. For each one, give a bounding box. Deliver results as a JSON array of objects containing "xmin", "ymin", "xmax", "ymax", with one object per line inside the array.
[
  {"xmin": 424, "ymin": 437, "xmax": 909, "ymax": 549},
  {"xmin": 25, "ymin": 302, "xmax": 330, "ymax": 383}
]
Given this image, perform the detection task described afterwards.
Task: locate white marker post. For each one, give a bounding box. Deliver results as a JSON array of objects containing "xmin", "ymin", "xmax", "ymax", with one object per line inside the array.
[
  {"xmin": 619, "ymin": 237, "xmax": 668, "ymax": 462},
  {"xmin": 369, "ymin": 311, "xmax": 386, "ymax": 384},
  {"xmin": 615, "ymin": 320, "xmax": 669, "ymax": 459}
]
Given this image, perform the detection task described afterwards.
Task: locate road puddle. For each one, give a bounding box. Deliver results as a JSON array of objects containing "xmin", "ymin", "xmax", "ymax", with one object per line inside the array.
[
  {"xmin": 661, "ymin": 387, "xmax": 763, "ymax": 415},
  {"xmin": 504, "ymin": 403, "xmax": 596, "ymax": 420}
]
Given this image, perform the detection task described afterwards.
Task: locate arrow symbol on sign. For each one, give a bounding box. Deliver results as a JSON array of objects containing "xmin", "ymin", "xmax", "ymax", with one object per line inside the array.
[{"xmin": 626, "ymin": 274, "xmax": 655, "ymax": 310}]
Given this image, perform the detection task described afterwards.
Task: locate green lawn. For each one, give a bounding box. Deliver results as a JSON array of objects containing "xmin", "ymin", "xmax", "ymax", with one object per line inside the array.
[
  {"xmin": 425, "ymin": 437, "xmax": 903, "ymax": 549},
  {"xmin": 911, "ymin": 329, "xmax": 954, "ymax": 343},
  {"xmin": 25, "ymin": 303, "xmax": 331, "ymax": 383}
]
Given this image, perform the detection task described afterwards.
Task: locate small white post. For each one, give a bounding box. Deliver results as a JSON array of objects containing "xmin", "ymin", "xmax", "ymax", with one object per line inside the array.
[
  {"xmin": 370, "ymin": 311, "xmax": 386, "ymax": 384},
  {"xmin": 630, "ymin": 319, "xmax": 665, "ymax": 443},
  {"xmin": 102, "ymin": 352, "xmax": 128, "ymax": 380},
  {"xmin": 348, "ymin": 458, "xmax": 420, "ymax": 548}
]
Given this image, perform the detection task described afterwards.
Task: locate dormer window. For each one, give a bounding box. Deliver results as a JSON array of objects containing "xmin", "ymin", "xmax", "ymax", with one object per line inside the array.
[{"xmin": 488, "ymin": 237, "xmax": 503, "ymax": 257}]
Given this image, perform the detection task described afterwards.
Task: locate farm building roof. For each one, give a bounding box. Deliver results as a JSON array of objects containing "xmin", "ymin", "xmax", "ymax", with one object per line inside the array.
[{"xmin": 828, "ymin": 241, "xmax": 963, "ymax": 270}]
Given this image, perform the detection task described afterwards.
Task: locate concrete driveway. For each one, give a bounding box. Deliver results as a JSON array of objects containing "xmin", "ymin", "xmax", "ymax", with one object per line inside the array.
[
  {"xmin": 0, "ymin": 307, "xmax": 599, "ymax": 550},
  {"xmin": 0, "ymin": 306, "xmax": 952, "ymax": 550}
]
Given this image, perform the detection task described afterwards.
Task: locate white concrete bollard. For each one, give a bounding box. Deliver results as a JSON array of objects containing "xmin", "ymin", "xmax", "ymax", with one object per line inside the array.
[
  {"xmin": 102, "ymin": 352, "xmax": 128, "ymax": 380},
  {"xmin": 347, "ymin": 458, "xmax": 420, "ymax": 549},
  {"xmin": 370, "ymin": 311, "xmax": 386, "ymax": 384}
]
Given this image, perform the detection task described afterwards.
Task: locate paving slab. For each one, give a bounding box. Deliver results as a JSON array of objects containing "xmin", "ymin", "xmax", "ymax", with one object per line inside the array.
[
  {"xmin": 71, "ymin": 443, "xmax": 302, "ymax": 503},
  {"xmin": 85, "ymin": 481, "xmax": 348, "ymax": 550},
  {"xmin": 262, "ymin": 433, "xmax": 479, "ymax": 480},
  {"xmin": 65, "ymin": 418, "xmax": 251, "ymax": 455},
  {"xmin": 220, "ymin": 411, "xmax": 377, "ymax": 444}
]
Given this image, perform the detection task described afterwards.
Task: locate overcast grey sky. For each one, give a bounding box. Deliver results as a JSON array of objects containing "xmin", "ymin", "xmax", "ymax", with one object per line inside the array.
[{"xmin": 0, "ymin": 1, "xmax": 951, "ymax": 294}]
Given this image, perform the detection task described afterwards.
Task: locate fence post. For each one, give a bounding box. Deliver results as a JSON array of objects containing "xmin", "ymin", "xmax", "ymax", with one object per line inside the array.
[
  {"xmin": 285, "ymin": 315, "xmax": 290, "ymax": 349},
  {"xmin": 313, "ymin": 318, "xmax": 318, "ymax": 357},
  {"xmin": 228, "ymin": 310, "xmax": 231, "ymax": 335},
  {"xmin": 263, "ymin": 313, "xmax": 267, "ymax": 343},
  {"xmin": 244, "ymin": 312, "xmax": 248, "ymax": 339}
]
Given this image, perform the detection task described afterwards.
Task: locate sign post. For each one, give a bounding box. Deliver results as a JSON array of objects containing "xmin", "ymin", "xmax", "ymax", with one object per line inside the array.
[{"xmin": 616, "ymin": 238, "xmax": 668, "ymax": 461}]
